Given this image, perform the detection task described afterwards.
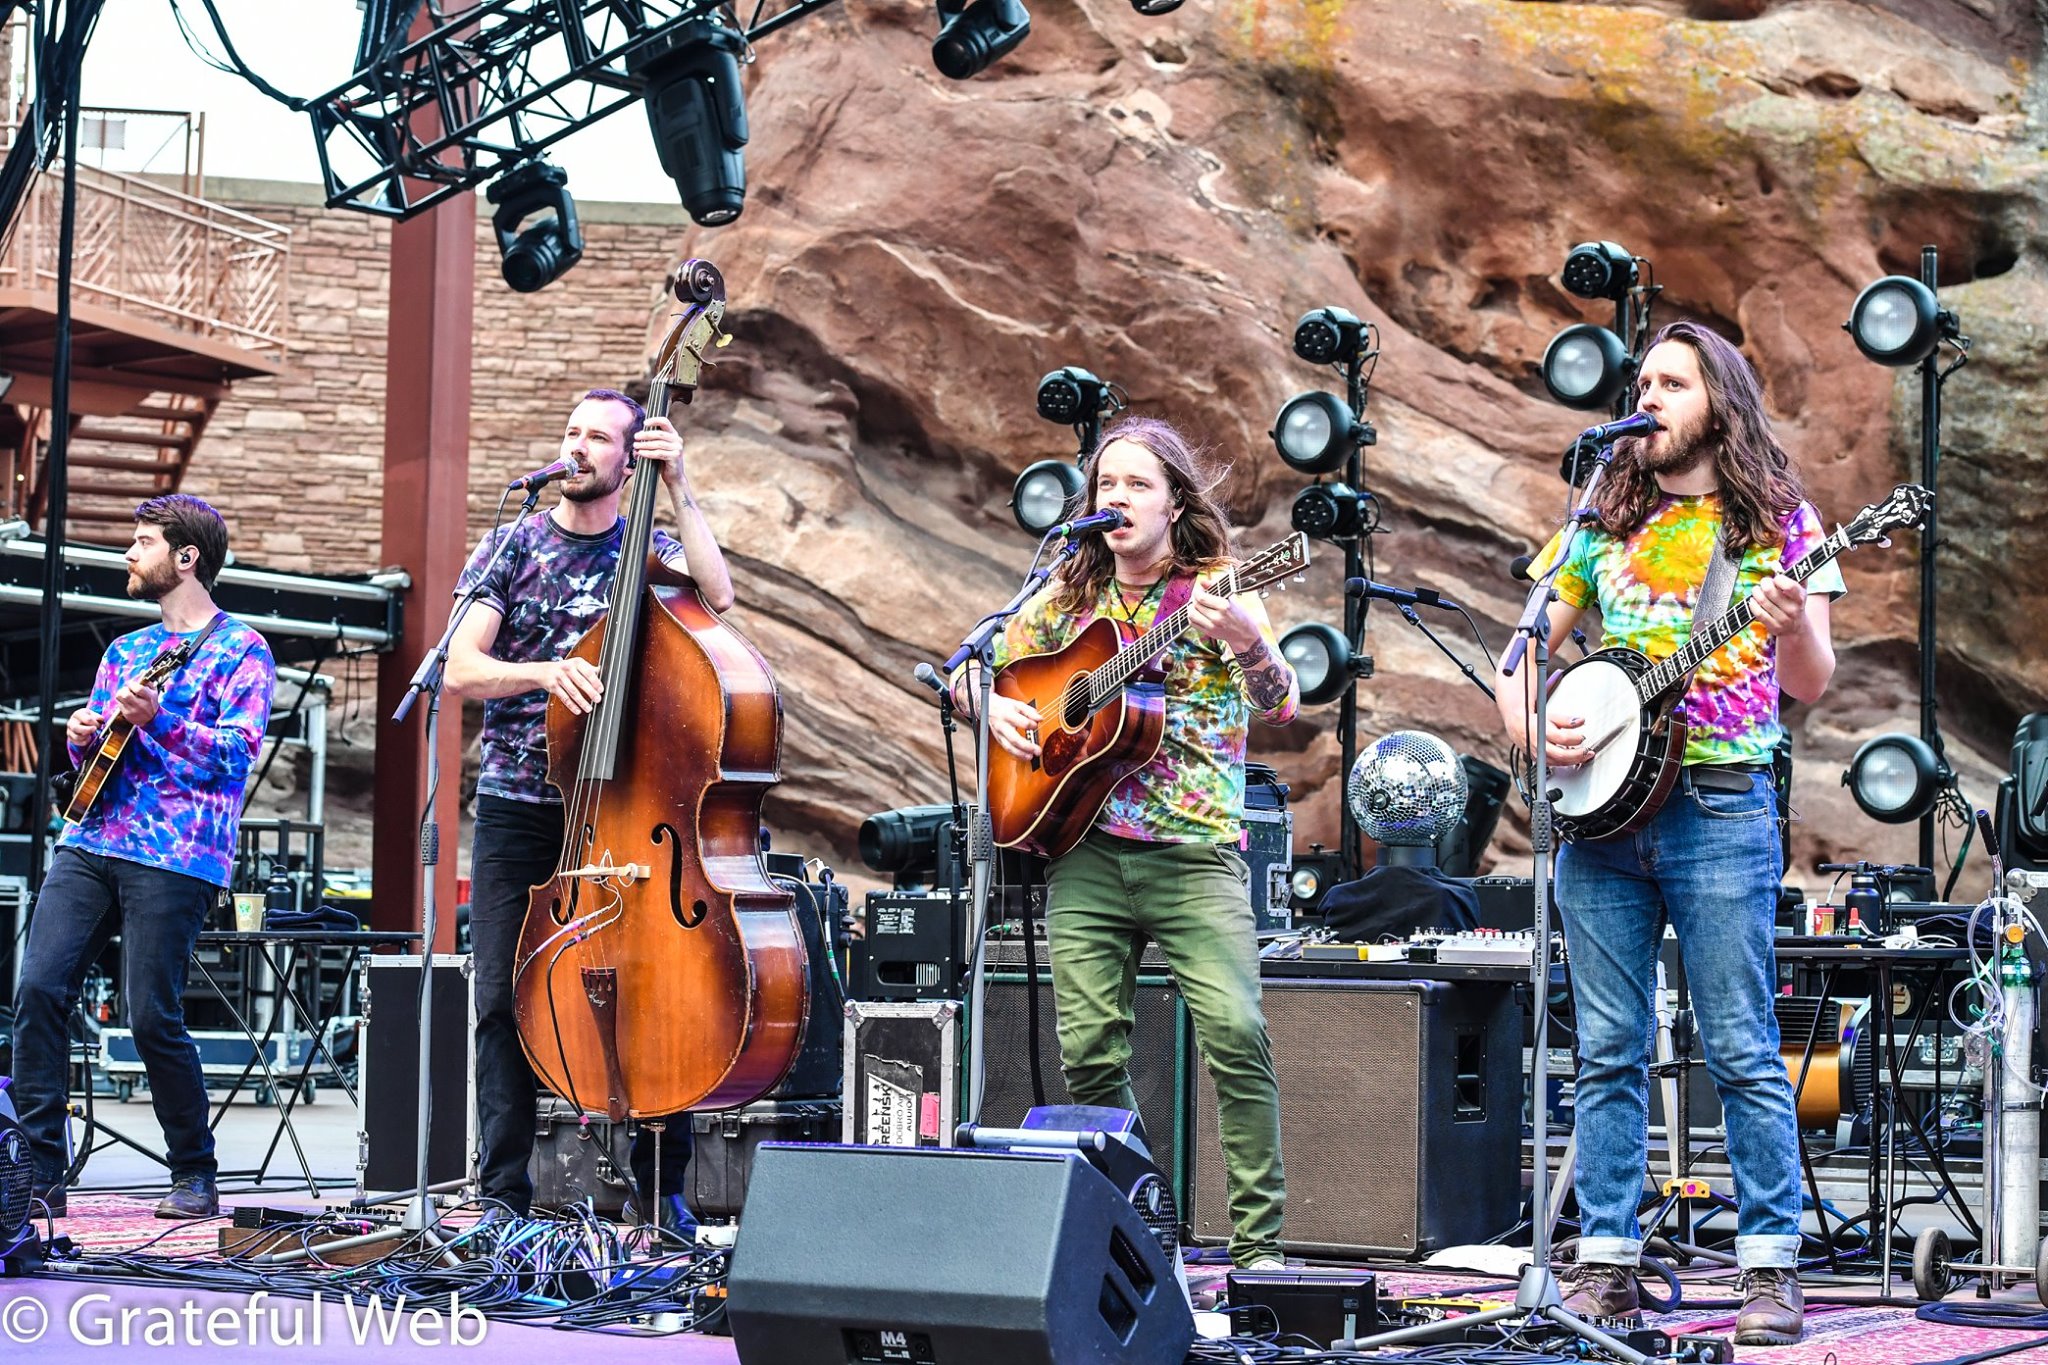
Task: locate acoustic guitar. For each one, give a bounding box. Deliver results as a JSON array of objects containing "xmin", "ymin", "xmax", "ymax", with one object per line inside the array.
[
  {"xmin": 985, "ymin": 532, "xmax": 1310, "ymax": 859},
  {"xmin": 1533, "ymin": 484, "xmax": 1931, "ymax": 843},
  {"xmin": 61, "ymin": 638, "xmax": 205, "ymax": 824}
]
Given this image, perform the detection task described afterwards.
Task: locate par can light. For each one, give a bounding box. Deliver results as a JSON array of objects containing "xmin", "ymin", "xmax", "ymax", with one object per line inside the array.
[
  {"xmin": 1279, "ymin": 622, "xmax": 1354, "ymax": 706},
  {"xmin": 1272, "ymin": 390, "xmax": 1372, "ymax": 474},
  {"xmin": 1541, "ymin": 323, "xmax": 1634, "ymax": 411},
  {"xmin": 1843, "ymin": 732, "xmax": 1947, "ymax": 824},
  {"xmin": 1561, "ymin": 241, "xmax": 1639, "ymax": 301},
  {"xmin": 1292, "ymin": 306, "xmax": 1368, "ymax": 366},
  {"xmin": 1012, "ymin": 459, "xmax": 1086, "ymax": 536},
  {"xmin": 1845, "ymin": 276, "xmax": 1945, "ymax": 367}
]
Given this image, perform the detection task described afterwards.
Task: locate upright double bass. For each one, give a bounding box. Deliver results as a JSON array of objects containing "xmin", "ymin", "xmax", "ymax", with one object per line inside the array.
[{"xmin": 512, "ymin": 259, "xmax": 808, "ymax": 1120}]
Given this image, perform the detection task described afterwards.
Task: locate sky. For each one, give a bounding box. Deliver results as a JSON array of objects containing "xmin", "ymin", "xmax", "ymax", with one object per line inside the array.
[{"xmin": 70, "ymin": 0, "xmax": 675, "ymax": 202}]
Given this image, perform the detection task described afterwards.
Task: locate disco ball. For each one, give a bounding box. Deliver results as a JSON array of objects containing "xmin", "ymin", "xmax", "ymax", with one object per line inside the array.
[{"xmin": 1347, "ymin": 731, "xmax": 1468, "ymax": 846}]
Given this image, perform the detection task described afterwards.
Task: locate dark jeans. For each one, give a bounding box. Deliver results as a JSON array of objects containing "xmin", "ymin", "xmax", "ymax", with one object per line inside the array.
[
  {"xmin": 470, "ymin": 794, "xmax": 691, "ymax": 1213},
  {"xmin": 12, "ymin": 848, "xmax": 218, "ymax": 1184}
]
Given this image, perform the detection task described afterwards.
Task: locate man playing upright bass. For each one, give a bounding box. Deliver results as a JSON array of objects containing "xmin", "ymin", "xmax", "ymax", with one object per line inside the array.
[{"xmin": 447, "ymin": 387, "xmax": 735, "ymax": 1237}]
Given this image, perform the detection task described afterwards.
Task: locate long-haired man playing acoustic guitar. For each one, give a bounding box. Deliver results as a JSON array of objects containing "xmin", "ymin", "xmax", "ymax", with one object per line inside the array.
[
  {"xmin": 961, "ymin": 416, "xmax": 1299, "ymax": 1269},
  {"xmin": 1494, "ymin": 322, "xmax": 1842, "ymax": 1345},
  {"xmin": 14, "ymin": 495, "xmax": 275, "ymax": 1220}
]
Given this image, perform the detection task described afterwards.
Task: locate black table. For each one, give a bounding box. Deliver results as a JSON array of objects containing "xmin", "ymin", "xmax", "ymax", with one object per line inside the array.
[
  {"xmin": 1773, "ymin": 940, "xmax": 1978, "ymax": 1285},
  {"xmin": 186, "ymin": 929, "xmax": 420, "ymax": 1194}
]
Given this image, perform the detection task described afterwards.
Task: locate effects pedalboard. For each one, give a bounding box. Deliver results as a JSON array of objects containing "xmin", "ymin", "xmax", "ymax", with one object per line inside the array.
[{"xmin": 1302, "ymin": 928, "xmax": 1558, "ymax": 968}]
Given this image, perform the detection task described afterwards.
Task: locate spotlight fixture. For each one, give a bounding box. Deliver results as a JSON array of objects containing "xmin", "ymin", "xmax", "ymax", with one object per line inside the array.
[
  {"xmin": 1271, "ymin": 390, "xmax": 1375, "ymax": 474},
  {"xmin": 1845, "ymin": 276, "xmax": 1950, "ymax": 367},
  {"xmin": 1843, "ymin": 733, "xmax": 1949, "ymax": 825},
  {"xmin": 1288, "ymin": 844, "xmax": 1344, "ymax": 917},
  {"xmin": 1036, "ymin": 367, "xmax": 1113, "ymax": 425},
  {"xmin": 858, "ymin": 803, "xmax": 958, "ymax": 886},
  {"xmin": 1279, "ymin": 622, "xmax": 1359, "ymax": 706},
  {"xmin": 1561, "ymin": 241, "xmax": 1640, "ymax": 301},
  {"xmin": 485, "ymin": 160, "xmax": 584, "ymax": 293},
  {"xmin": 1541, "ymin": 323, "xmax": 1634, "ymax": 411},
  {"xmin": 1292, "ymin": 307, "xmax": 1370, "ymax": 366},
  {"xmin": 1130, "ymin": 0, "xmax": 1186, "ymax": 12},
  {"xmin": 1011, "ymin": 458, "xmax": 1086, "ymax": 536},
  {"xmin": 1290, "ymin": 483, "xmax": 1375, "ymax": 541},
  {"xmin": 630, "ymin": 18, "xmax": 750, "ymax": 227},
  {"xmin": 932, "ymin": 0, "xmax": 1031, "ymax": 80}
]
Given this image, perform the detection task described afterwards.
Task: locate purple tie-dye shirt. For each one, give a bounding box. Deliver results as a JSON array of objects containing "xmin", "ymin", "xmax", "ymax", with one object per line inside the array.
[
  {"xmin": 456, "ymin": 513, "xmax": 685, "ymax": 804},
  {"xmin": 60, "ymin": 617, "xmax": 276, "ymax": 888}
]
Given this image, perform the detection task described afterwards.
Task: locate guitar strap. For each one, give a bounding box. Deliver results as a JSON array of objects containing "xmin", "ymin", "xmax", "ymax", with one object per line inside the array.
[
  {"xmin": 1074, "ymin": 572, "xmax": 1198, "ymax": 648},
  {"xmin": 1672, "ymin": 532, "xmax": 1740, "ymax": 719}
]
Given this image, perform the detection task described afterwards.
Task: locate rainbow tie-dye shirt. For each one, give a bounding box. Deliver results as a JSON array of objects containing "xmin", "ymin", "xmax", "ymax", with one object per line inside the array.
[
  {"xmin": 1534, "ymin": 493, "xmax": 1845, "ymax": 767},
  {"xmin": 59, "ymin": 618, "xmax": 276, "ymax": 888},
  {"xmin": 989, "ymin": 570, "xmax": 1297, "ymax": 844}
]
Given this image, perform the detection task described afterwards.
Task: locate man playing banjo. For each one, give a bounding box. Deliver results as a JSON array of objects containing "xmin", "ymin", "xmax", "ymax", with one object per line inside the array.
[{"xmin": 1494, "ymin": 320, "xmax": 1843, "ymax": 1347}]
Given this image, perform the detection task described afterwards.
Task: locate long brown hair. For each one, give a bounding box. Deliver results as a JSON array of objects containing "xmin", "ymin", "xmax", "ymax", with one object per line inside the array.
[
  {"xmin": 1048, "ymin": 415, "xmax": 1236, "ymax": 614},
  {"xmin": 1590, "ymin": 320, "xmax": 1807, "ymax": 555}
]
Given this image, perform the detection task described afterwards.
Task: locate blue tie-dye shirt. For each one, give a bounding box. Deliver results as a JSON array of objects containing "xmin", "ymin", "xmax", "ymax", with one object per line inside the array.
[
  {"xmin": 456, "ymin": 513, "xmax": 686, "ymax": 804},
  {"xmin": 60, "ymin": 617, "xmax": 276, "ymax": 888}
]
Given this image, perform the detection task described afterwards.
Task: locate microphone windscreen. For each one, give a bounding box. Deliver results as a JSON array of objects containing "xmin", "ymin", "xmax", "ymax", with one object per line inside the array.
[{"xmin": 1509, "ymin": 555, "xmax": 1534, "ymax": 582}]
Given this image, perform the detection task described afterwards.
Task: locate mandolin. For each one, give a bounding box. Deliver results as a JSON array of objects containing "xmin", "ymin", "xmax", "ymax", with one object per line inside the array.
[{"xmin": 61, "ymin": 637, "xmax": 206, "ymax": 824}]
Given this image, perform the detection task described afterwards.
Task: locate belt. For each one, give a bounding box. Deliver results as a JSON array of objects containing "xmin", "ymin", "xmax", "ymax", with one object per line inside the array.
[{"xmin": 1686, "ymin": 763, "xmax": 1767, "ymax": 793}]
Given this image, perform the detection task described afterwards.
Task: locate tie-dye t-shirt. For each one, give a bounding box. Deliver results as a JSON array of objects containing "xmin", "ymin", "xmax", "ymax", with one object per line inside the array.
[
  {"xmin": 456, "ymin": 513, "xmax": 686, "ymax": 804},
  {"xmin": 988, "ymin": 570, "xmax": 1297, "ymax": 844},
  {"xmin": 59, "ymin": 617, "xmax": 276, "ymax": 888},
  {"xmin": 1533, "ymin": 492, "xmax": 1845, "ymax": 766}
]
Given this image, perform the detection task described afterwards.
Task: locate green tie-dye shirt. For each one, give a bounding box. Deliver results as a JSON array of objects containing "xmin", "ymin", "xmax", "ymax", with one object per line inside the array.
[
  {"xmin": 989, "ymin": 570, "xmax": 1297, "ymax": 844},
  {"xmin": 1532, "ymin": 493, "xmax": 1845, "ymax": 767}
]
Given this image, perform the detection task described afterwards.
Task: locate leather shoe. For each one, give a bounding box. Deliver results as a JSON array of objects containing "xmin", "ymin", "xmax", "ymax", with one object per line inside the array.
[
  {"xmin": 1558, "ymin": 1261, "xmax": 1641, "ymax": 1324},
  {"xmin": 639, "ymin": 1193, "xmax": 698, "ymax": 1247},
  {"xmin": 155, "ymin": 1173, "xmax": 219, "ymax": 1219},
  {"xmin": 1734, "ymin": 1267, "xmax": 1804, "ymax": 1346}
]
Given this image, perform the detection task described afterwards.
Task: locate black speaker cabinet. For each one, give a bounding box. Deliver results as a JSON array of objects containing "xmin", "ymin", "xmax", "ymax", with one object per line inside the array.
[
  {"xmin": 980, "ymin": 941, "xmax": 1192, "ymax": 1202},
  {"xmin": 1190, "ymin": 977, "xmax": 1519, "ymax": 1258},
  {"xmin": 728, "ymin": 1143, "xmax": 1193, "ymax": 1365},
  {"xmin": 356, "ymin": 955, "xmax": 473, "ymax": 1197}
]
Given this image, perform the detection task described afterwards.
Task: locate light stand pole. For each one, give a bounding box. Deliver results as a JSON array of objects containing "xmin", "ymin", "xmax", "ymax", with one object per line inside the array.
[
  {"xmin": 1331, "ymin": 355, "xmax": 1377, "ymax": 884},
  {"xmin": 1913, "ymin": 245, "xmax": 1945, "ymax": 872}
]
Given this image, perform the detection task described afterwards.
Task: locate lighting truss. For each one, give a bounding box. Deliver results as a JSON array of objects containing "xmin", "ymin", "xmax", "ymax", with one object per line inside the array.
[{"xmin": 306, "ymin": 0, "xmax": 841, "ymax": 219}]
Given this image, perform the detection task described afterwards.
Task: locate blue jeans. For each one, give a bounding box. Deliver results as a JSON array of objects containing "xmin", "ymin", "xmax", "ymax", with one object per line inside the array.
[
  {"xmin": 12, "ymin": 848, "xmax": 219, "ymax": 1184},
  {"xmin": 1556, "ymin": 769, "xmax": 1801, "ymax": 1271},
  {"xmin": 469, "ymin": 795, "xmax": 690, "ymax": 1212}
]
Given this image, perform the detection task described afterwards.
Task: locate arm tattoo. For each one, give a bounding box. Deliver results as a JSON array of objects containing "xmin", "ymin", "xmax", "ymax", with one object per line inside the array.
[{"xmin": 1236, "ymin": 638, "xmax": 1295, "ymax": 713}]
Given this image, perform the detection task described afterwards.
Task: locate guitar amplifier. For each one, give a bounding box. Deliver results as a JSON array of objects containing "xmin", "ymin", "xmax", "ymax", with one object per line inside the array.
[{"xmin": 856, "ymin": 891, "xmax": 967, "ymax": 1001}]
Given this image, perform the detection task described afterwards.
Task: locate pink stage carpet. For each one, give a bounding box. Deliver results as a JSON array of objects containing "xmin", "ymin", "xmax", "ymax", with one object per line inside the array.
[{"xmin": 11, "ymin": 1196, "xmax": 2048, "ymax": 1362}]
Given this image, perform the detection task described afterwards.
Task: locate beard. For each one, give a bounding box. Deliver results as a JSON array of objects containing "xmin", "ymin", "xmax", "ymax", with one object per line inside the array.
[
  {"xmin": 561, "ymin": 461, "xmax": 628, "ymax": 504},
  {"xmin": 126, "ymin": 559, "xmax": 179, "ymax": 602},
  {"xmin": 1637, "ymin": 414, "xmax": 1714, "ymax": 478}
]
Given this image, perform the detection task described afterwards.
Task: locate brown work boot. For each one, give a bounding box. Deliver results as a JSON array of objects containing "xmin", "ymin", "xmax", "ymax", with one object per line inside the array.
[
  {"xmin": 155, "ymin": 1173, "xmax": 219, "ymax": 1219},
  {"xmin": 1734, "ymin": 1267, "xmax": 1804, "ymax": 1346},
  {"xmin": 1559, "ymin": 1261, "xmax": 1641, "ymax": 1324}
]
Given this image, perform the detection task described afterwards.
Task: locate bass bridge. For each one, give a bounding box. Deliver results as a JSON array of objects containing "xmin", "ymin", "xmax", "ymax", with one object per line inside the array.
[{"xmin": 560, "ymin": 856, "xmax": 653, "ymax": 884}]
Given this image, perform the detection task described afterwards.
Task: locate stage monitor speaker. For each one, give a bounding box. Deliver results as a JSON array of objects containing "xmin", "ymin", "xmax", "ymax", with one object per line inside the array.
[
  {"xmin": 357, "ymin": 955, "xmax": 474, "ymax": 1197},
  {"xmin": 1190, "ymin": 977, "xmax": 1519, "ymax": 1259},
  {"xmin": 981, "ymin": 945, "xmax": 1192, "ymax": 1201},
  {"xmin": 728, "ymin": 1142, "xmax": 1193, "ymax": 1365}
]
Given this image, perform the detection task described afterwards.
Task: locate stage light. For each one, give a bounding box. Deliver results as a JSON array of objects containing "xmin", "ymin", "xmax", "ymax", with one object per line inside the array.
[
  {"xmin": 1843, "ymin": 733, "xmax": 1948, "ymax": 824},
  {"xmin": 1290, "ymin": 483, "xmax": 1371, "ymax": 541},
  {"xmin": 1541, "ymin": 323, "xmax": 1634, "ymax": 410},
  {"xmin": 1280, "ymin": 622, "xmax": 1355, "ymax": 706},
  {"xmin": 1131, "ymin": 0, "xmax": 1186, "ymax": 11},
  {"xmin": 630, "ymin": 18, "xmax": 750, "ymax": 227},
  {"xmin": 859, "ymin": 804, "xmax": 956, "ymax": 885},
  {"xmin": 1271, "ymin": 391, "xmax": 1374, "ymax": 474},
  {"xmin": 1845, "ymin": 276, "xmax": 1948, "ymax": 367},
  {"xmin": 1036, "ymin": 367, "xmax": 1110, "ymax": 425},
  {"xmin": 1292, "ymin": 307, "xmax": 1368, "ymax": 366},
  {"xmin": 932, "ymin": 0, "xmax": 1031, "ymax": 80},
  {"xmin": 1011, "ymin": 458, "xmax": 1085, "ymax": 536},
  {"xmin": 1561, "ymin": 241, "xmax": 1639, "ymax": 301},
  {"xmin": 1288, "ymin": 844, "xmax": 1343, "ymax": 917},
  {"xmin": 485, "ymin": 161, "xmax": 584, "ymax": 293}
]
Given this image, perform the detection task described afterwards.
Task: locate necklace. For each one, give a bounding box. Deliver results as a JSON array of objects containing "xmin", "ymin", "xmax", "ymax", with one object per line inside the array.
[{"xmin": 1107, "ymin": 576, "xmax": 1166, "ymax": 625}]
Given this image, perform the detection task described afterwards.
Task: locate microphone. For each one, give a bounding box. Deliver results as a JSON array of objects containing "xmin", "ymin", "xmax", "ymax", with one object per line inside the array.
[
  {"xmin": 506, "ymin": 458, "xmax": 578, "ymax": 491},
  {"xmin": 912, "ymin": 662, "xmax": 946, "ymax": 696},
  {"xmin": 1509, "ymin": 555, "xmax": 1534, "ymax": 582},
  {"xmin": 1048, "ymin": 508, "xmax": 1129, "ymax": 538},
  {"xmin": 1574, "ymin": 412, "xmax": 1661, "ymax": 444},
  {"xmin": 1345, "ymin": 577, "xmax": 1458, "ymax": 611}
]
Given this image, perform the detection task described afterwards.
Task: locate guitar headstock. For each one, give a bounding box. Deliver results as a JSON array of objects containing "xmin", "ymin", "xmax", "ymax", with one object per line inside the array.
[
  {"xmin": 1840, "ymin": 483, "xmax": 1932, "ymax": 548},
  {"xmin": 647, "ymin": 258, "xmax": 731, "ymax": 409},
  {"xmin": 144, "ymin": 641, "xmax": 195, "ymax": 685},
  {"xmin": 1236, "ymin": 532, "xmax": 1312, "ymax": 595}
]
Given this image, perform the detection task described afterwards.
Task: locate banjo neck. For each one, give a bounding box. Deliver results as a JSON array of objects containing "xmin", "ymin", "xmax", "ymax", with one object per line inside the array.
[{"xmin": 1632, "ymin": 525, "xmax": 1852, "ymax": 704}]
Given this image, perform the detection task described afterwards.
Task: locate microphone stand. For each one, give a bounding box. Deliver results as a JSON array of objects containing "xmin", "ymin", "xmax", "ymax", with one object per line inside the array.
[
  {"xmin": 1386, "ymin": 596, "xmax": 1495, "ymax": 702},
  {"xmin": 270, "ymin": 483, "xmax": 548, "ymax": 1266},
  {"xmin": 943, "ymin": 534, "xmax": 1081, "ymax": 1125},
  {"xmin": 1342, "ymin": 438, "xmax": 1649, "ymax": 1364}
]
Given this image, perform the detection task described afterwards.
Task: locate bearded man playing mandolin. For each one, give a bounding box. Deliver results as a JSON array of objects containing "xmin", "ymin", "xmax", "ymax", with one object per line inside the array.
[
  {"xmin": 961, "ymin": 416, "xmax": 1299, "ymax": 1270},
  {"xmin": 14, "ymin": 494, "xmax": 276, "ymax": 1220},
  {"xmin": 1493, "ymin": 322, "xmax": 1842, "ymax": 1346},
  {"xmin": 446, "ymin": 387, "xmax": 733, "ymax": 1238}
]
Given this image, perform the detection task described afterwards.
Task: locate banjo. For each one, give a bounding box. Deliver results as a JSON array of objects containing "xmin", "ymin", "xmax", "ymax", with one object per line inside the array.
[{"xmin": 1532, "ymin": 483, "xmax": 1931, "ymax": 843}]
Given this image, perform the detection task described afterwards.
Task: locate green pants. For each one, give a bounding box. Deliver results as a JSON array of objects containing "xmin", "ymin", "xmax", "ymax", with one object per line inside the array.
[{"xmin": 1045, "ymin": 829, "xmax": 1285, "ymax": 1265}]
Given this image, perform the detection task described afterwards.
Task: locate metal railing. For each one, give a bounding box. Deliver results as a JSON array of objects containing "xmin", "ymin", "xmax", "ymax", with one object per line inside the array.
[{"xmin": 0, "ymin": 160, "xmax": 290, "ymax": 359}]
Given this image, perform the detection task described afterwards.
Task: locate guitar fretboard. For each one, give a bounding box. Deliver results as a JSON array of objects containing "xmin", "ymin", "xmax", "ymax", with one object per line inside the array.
[
  {"xmin": 1079, "ymin": 564, "xmax": 1243, "ymax": 711},
  {"xmin": 1635, "ymin": 528, "xmax": 1847, "ymax": 702}
]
